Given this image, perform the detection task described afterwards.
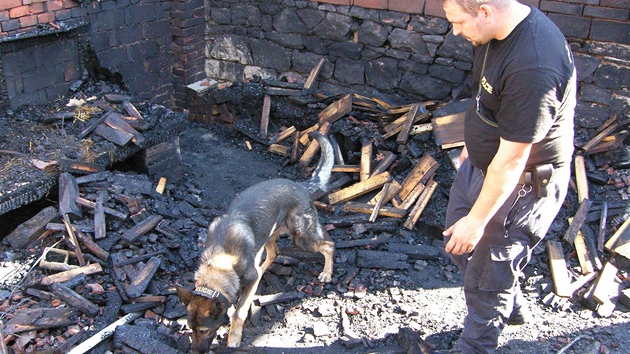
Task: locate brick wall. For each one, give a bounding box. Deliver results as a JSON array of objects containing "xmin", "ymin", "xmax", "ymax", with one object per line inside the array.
[{"xmin": 0, "ymin": 0, "xmax": 184, "ymax": 110}]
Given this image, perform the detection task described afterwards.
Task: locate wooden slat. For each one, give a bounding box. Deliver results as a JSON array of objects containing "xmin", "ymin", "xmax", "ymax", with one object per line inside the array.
[
  {"xmin": 343, "ymin": 201, "xmax": 406, "ymax": 219},
  {"xmin": 591, "ymin": 261, "xmax": 619, "ymax": 304},
  {"xmin": 368, "ymin": 179, "xmax": 402, "ymax": 205},
  {"xmin": 328, "ymin": 172, "xmax": 391, "ymax": 205},
  {"xmin": 431, "ymin": 111, "xmax": 465, "ymax": 148},
  {"xmin": 360, "ymin": 140, "xmax": 372, "ymax": 181},
  {"xmin": 318, "ymin": 94, "xmax": 352, "ymax": 124},
  {"xmin": 396, "ymin": 104, "xmax": 419, "ymax": 144},
  {"xmin": 547, "ymin": 240, "xmax": 573, "ymax": 297},
  {"xmin": 403, "ymin": 179, "xmax": 438, "ymax": 230},
  {"xmin": 299, "ymin": 121, "xmax": 331, "ymax": 166},
  {"xmin": 260, "ymin": 95, "xmax": 271, "ymax": 139},
  {"xmin": 574, "ymin": 155, "xmax": 589, "ymax": 202},
  {"xmin": 398, "ymin": 154, "xmax": 439, "ymax": 202},
  {"xmin": 563, "ymin": 198, "xmax": 592, "ymax": 244},
  {"xmin": 304, "ymin": 58, "xmax": 325, "ymax": 90}
]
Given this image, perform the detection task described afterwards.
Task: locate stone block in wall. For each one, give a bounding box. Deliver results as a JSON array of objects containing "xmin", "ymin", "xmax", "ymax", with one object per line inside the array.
[
  {"xmin": 357, "ymin": 21, "xmax": 389, "ymax": 47},
  {"xmin": 389, "ymin": 28, "xmax": 429, "ymax": 56},
  {"xmin": 313, "ymin": 12, "xmax": 354, "ymax": 41},
  {"xmin": 292, "ymin": 52, "xmax": 332, "ymax": 79},
  {"xmin": 265, "ymin": 32, "xmax": 304, "ymax": 50},
  {"xmin": 303, "ymin": 35, "xmax": 328, "ymax": 55},
  {"xmin": 408, "ymin": 16, "xmax": 450, "ymax": 35},
  {"xmin": 328, "ymin": 41, "xmax": 363, "ymax": 60},
  {"xmin": 593, "ymin": 61, "xmax": 630, "ymax": 90},
  {"xmin": 547, "ymin": 13, "xmax": 591, "ymax": 39},
  {"xmin": 334, "ymin": 58, "xmax": 365, "ymax": 85},
  {"xmin": 231, "ymin": 4, "xmax": 262, "ymax": 27},
  {"xmin": 436, "ymin": 32, "xmax": 473, "ymax": 63},
  {"xmin": 206, "ymin": 59, "xmax": 244, "ymax": 83},
  {"xmin": 579, "ymin": 83, "xmax": 613, "ymax": 105},
  {"xmin": 611, "ymin": 93, "xmax": 630, "ymax": 120},
  {"xmin": 209, "ymin": 35, "xmax": 252, "ymax": 64},
  {"xmin": 274, "ymin": 9, "xmax": 309, "ymax": 34},
  {"xmin": 428, "ymin": 64, "xmax": 466, "ymax": 84},
  {"xmin": 601, "ymin": 0, "xmax": 630, "ymax": 9},
  {"xmin": 365, "ymin": 57, "xmax": 400, "ymax": 91},
  {"xmin": 400, "ymin": 72, "xmax": 451, "ymax": 100},
  {"xmin": 573, "ymin": 52, "xmax": 599, "ymax": 83},
  {"xmin": 575, "ymin": 102, "xmax": 611, "ymax": 129},
  {"xmin": 250, "ymin": 39, "xmax": 290, "ymax": 72},
  {"xmin": 590, "ymin": 19, "xmax": 630, "ymax": 45}
]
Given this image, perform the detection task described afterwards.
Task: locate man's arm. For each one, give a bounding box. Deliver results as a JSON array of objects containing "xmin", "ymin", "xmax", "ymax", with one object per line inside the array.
[{"xmin": 444, "ymin": 138, "xmax": 532, "ymax": 255}]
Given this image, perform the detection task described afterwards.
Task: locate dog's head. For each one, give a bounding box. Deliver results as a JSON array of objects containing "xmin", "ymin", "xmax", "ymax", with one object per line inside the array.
[{"xmin": 177, "ymin": 286, "xmax": 230, "ymax": 353}]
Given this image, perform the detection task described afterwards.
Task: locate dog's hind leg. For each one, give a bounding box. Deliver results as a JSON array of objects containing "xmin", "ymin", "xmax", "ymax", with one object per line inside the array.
[{"xmin": 314, "ymin": 232, "xmax": 335, "ymax": 283}]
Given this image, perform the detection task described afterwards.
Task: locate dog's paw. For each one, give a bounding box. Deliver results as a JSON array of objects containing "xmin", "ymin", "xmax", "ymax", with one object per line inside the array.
[
  {"xmin": 318, "ymin": 271, "xmax": 332, "ymax": 283},
  {"xmin": 227, "ymin": 325, "xmax": 243, "ymax": 348}
]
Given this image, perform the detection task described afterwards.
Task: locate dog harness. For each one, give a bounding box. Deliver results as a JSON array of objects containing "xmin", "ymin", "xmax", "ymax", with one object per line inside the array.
[{"xmin": 193, "ymin": 285, "xmax": 232, "ymax": 307}]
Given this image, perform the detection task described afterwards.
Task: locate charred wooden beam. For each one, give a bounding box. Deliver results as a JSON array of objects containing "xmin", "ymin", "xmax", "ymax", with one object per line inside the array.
[{"xmin": 6, "ymin": 206, "xmax": 58, "ymax": 248}]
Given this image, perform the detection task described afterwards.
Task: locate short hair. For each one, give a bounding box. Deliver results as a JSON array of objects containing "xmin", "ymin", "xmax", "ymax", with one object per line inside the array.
[{"xmin": 442, "ymin": 0, "xmax": 510, "ymax": 16}]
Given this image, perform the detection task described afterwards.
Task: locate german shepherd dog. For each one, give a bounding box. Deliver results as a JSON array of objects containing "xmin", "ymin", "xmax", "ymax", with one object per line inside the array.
[{"xmin": 177, "ymin": 132, "xmax": 335, "ymax": 353}]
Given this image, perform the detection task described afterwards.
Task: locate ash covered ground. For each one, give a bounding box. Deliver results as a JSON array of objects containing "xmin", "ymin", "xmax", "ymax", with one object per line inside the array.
[{"xmin": 0, "ymin": 81, "xmax": 629, "ymax": 353}]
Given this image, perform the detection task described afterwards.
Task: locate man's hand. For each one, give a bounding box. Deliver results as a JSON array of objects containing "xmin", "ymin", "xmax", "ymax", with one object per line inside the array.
[{"xmin": 443, "ymin": 214, "xmax": 485, "ymax": 255}]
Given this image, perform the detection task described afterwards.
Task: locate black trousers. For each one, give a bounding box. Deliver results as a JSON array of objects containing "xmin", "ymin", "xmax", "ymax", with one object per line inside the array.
[{"xmin": 444, "ymin": 159, "xmax": 570, "ymax": 354}]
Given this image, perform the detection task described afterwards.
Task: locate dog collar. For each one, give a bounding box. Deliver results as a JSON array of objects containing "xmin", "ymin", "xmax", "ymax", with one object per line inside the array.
[{"xmin": 193, "ymin": 286, "xmax": 231, "ymax": 307}]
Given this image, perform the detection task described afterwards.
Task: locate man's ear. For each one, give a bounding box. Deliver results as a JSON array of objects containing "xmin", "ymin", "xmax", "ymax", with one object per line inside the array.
[
  {"xmin": 176, "ymin": 286, "xmax": 194, "ymax": 305},
  {"xmin": 479, "ymin": 4, "xmax": 493, "ymax": 22}
]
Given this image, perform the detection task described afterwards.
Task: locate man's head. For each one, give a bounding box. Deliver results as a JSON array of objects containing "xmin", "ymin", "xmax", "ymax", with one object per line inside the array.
[{"xmin": 442, "ymin": 0, "xmax": 511, "ymax": 46}]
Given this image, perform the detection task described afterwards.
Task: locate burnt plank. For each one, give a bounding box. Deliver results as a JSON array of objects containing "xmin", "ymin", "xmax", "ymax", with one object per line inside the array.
[
  {"xmin": 121, "ymin": 214, "xmax": 163, "ymax": 243},
  {"xmin": 563, "ymin": 199, "xmax": 592, "ymax": 244},
  {"xmin": 126, "ymin": 256, "xmax": 162, "ymax": 298},
  {"xmin": 50, "ymin": 282, "xmax": 100, "ymax": 316},
  {"xmin": 4, "ymin": 307, "xmax": 76, "ymax": 334},
  {"xmin": 94, "ymin": 123, "xmax": 134, "ymax": 146},
  {"xmin": 6, "ymin": 205, "xmax": 58, "ymax": 248},
  {"xmin": 387, "ymin": 242, "xmax": 439, "ymax": 260},
  {"xmin": 357, "ymin": 250, "xmax": 409, "ymax": 270}
]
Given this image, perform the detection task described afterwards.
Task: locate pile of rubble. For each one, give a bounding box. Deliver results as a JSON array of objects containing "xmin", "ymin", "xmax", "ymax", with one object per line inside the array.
[{"xmin": 1, "ymin": 75, "xmax": 629, "ymax": 353}]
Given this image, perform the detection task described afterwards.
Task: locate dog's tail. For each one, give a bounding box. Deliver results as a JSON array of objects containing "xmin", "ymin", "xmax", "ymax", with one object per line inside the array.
[{"xmin": 305, "ymin": 131, "xmax": 334, "ymax": 195}]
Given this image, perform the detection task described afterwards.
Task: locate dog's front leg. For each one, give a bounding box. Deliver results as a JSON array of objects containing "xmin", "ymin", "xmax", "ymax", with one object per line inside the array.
[{"xmin": 227, "ymin": 271, "xmax": 261, "ymax": 348}]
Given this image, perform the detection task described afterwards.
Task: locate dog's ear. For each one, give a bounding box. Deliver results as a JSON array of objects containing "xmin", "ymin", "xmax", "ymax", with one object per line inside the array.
[
  {"xmin": 176, "ymin": 286, "xmax": 194, "ymax": 305},
  {"xmin": 209, "ymin": 298, "xmax": 226, "ymax": 320},
  {"xmin": 206, "ymin": 215, "xmax": 225, "ymax": 244}
]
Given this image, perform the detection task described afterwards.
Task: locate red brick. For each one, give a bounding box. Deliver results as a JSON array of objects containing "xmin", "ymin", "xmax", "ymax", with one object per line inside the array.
[
  {"xmin": 29, "ymin": 3, "xmax": 44, "ymax": 14},
  {"xmin": 424, "ymin": 0, "xmax": 446, "ymax": 18},
  {"xmin": 354, "ymin": 0, "xmax": 388, "ymax": 10},
  {"xmin": 46, "ymin": 0, "xmax": 63, "ymax": 11},
  {"xmin": 9, "ymin": 5, "xmax": 29, "ymax": 18},
  {"xmin": 389, "ymin": 0, "xmax": 425, "ymax": 13},
  {"xmin": 37, "ymin": 12, "xmax": 54, "ymax": 23},
  {"xmin": 19, "ymin": 14, "xmax": 37, "ymax": 27},
  {"xmin": 62, "ymin": 0, "xmax": 77, "ymax": 9},
  {"xmin": 313, "ymin": 0, "xmax": 351, "ymax": 5},
  {"xmin": 0, "ymin": 0, "xmax": 21, "ymax": 11}
]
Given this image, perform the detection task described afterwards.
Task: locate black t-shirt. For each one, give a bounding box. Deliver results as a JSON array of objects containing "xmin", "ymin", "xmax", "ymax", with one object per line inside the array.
[{"xmin": 465, "ymin": 6, "xmax": 576, "ymax": 172}]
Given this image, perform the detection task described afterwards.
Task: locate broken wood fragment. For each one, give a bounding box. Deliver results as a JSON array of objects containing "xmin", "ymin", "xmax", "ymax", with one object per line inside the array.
[
  {"xmin": 563, "ymin": 198, "xmax": 592, "ymax": 244},
  {"xmin": 76, "ymin": 196, "xmax": 128, "ymax": 219},
  {"xmin": 399, "ymin": 182, "xmax": 426, "ymax": 211},
  {"xmin": 547, "ymin": 240, "xmax": 573, "ymax": 297},
  {"xmin": 357, "ymin": 250, "xmax": 409, "ymax": 270},
  {"xmin": 397, "ymin": 327, "xmax": 432, "ymax": 354},
  {"xmin": 431, "ymin": 111, "xmax": 465, "ymax": 149},
  {"xmin": 41, "ymin": 263, "xmax": 103, "ymax": 286},
  {"xmin": 318, "ymin": 94, "xmax": 352, "ymax": 124},
  {"xmin": 255, "ymin": 292, "xmax": 306, "ymax": 307},
  {"xmin": 112, "ymin": 250, "xmax": 165, "ymax": 267},
  {"xmin": 260, "ymin": 95, "xmax": 271, "ymax": 139},
  {"xmin": 271, "ymin": 126, "xmax": 296, "ymax": 144},
  {"xmin": 58, "ymin": 159, "xmax": 104, "ymax": 174},
  {"xmin": 360, "ymin": 139, "xmax": 372, "ymax": 182},
  {"xmin": 77, "ymin": 110, "xmax": 114, "ymax": 139},
  {"xmin": 387, "ymin": 243, "xmax": 439, "ymax": 260},
  {"xmin": 268, "ymin": 144, "xmax": 290, "ymax": 156},
  {"xmin": 304, "ymin": 58, "xmax": 325, "ymax": 90},
  {"xmin": 396, "ymin": 104, "xmax": 419, "ymax": 145},
  {"xmin": 94, "ymin": 190, "xmax": 106, "ymax": 240},
  {"xmin": 299, "ymin": 121, "xmax": 331, "ymax": 166},
  {"xmin": 398, "ymin": 154, "xmax": 439, "ymax": 202},
  {"xmin": 66, "ymin": 312, "xmax": 141, "ymax": 354},
  {"xmin": 369, "ymin": 182, "xmax": 389, "ymax": 222},
  {"xmin": 335, "ymin": 233, "xmax": 392, "ymax": 249},
  {"xmin": 105, "ymin": 111, "xmax": 144, "ymax": 145},
  {"xmin": 404, "ymin": 179, "xmax": 438, "ymax": 230},
  {"xmin": 328, "ymin": 172, "xmax": 391, "ymax": 205},
  {"xmin": 368, "ymin": 179, "xmax": 402, "ymax": 206},
  {"xmin": 344, "ymin": 201, "xmax": 406, "ymax": 219},
  {"xmin": 604, "ymin": 214, "xmax": 630, "ymax": 256},
  {"xmin": 3, "ymin": 307, "xmax": 76, "ymax": 334},
  {"xmin": 598, "ymin": 201, "xmax": 608, "ymax": 252},
  {"xmin": 74, "ymin": 227, "xmax": 110, "ymax": 261},
  {"xmin": 126, "ymin": 256, "xmax": 162, "ymax": 298},
  {"xmin": 370, "ymin": 151, "xmax": 396, "ymax": 178},
  {"xmin": 6, "ymin": 205, "xmax": 58, "ymax": 248},
  {"xmin": 581, "ymin": 119, "xmax": 618, "ymax": 154},
  {"xmin": 332, "ymin": 164, "xmax": 360, "ymax": 173},
  {"xmin": 591, "ymin": 261, "xmax": 619, "ymax": 305},
  {"xmin": 94, "ymin": 123, "xmax": 134, "ymax": 146},
  {"xmin": 312, "ymin": 174, "xmax": 353, "ymax": 201},
  {"xmin": 121, "ymin": 214, "xmax": 163, "ymax": 243},
  {"xmin": 574, "ymin": 155, "xmax": 589, "ymax": 202},
  {"xmin": 50, "ymin": 282, "xmax": 100, "ymax": 316}
]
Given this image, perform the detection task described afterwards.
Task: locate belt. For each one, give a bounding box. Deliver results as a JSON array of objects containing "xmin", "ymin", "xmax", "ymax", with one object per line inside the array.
[{"xmin": 478, "ymin": 168, "xmax": 533, "ymax": 185}]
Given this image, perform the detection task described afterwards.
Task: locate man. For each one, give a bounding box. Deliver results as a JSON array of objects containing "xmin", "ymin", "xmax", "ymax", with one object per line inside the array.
[{"xmin": 441, "ymin": 0, "xmax": 576, "ymax": 353}]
